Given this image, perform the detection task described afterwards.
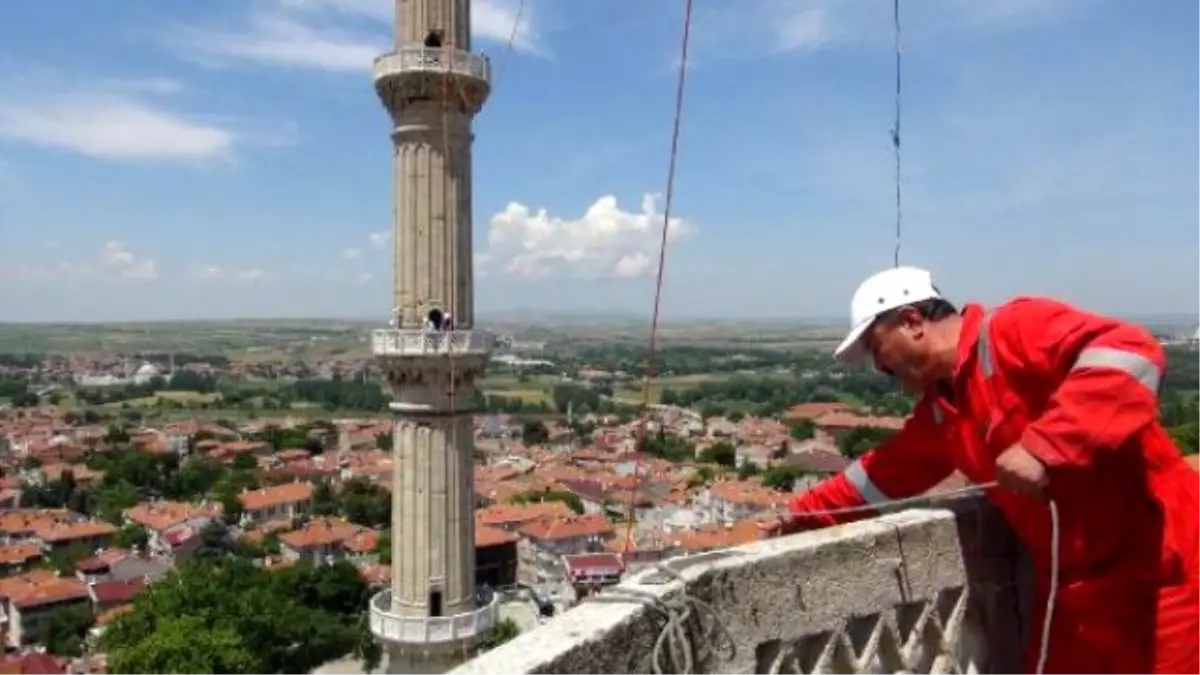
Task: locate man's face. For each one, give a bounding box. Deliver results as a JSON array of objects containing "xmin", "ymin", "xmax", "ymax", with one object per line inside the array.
[{"xmin": 864, "ymin": 307, "xmax": 933, "ymax": 392}]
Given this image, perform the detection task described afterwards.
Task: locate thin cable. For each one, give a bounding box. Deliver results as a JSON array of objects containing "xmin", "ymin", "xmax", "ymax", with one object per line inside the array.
[
  {"xmin": 891, "ymin": 0, "xmax": 903, "ymax": 268},
  {"xmin": 623, "ymin": 0, "xmax": 695, "ymax": 555},
  {"xmin": 492, "ymin": 0, "xmax": 527, "ymax": 92}
]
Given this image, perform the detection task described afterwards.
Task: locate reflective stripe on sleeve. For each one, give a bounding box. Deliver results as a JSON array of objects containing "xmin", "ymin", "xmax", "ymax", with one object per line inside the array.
[
  {"xmin": 844, "ymin": 459, "xmax": 890, "ymax": 506},
  {"xmin": 1071, "ymin": 347, "xmax": 1162, "ymax": 395},
  {"xmin": 977, "ymin": 313, "xmax": 995, "ymax": 377}
]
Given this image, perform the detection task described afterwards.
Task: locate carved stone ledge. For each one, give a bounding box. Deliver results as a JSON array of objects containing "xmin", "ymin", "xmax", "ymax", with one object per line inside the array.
[{"xmin": 449, "ymin": 499, "xmax": 1031, "ymax": 675}]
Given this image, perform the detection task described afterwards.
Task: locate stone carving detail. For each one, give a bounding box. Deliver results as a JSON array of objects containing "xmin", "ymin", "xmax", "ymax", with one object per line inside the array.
[{"xmin": 760, "ymin": 587, "xmax": 977, "ymax": 675}]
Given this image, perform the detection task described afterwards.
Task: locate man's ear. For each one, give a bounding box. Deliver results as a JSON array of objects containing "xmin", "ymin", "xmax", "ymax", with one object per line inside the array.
[{"xmin": 895, "ymin": 305, "xmax": 924, "ymax": 331}]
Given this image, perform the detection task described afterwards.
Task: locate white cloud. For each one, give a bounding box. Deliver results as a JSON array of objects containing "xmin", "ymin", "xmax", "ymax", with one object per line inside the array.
[
  {"xmin": 367, "ymin": 230, "xmax": 390, "ymax": 248},
  {"xmin": 470, "ymin": 0, "xmax": 542, "ymax": 54},
  {"xmin": 173, "ymin": 0, "xmax": 544, "ymax": 73},
  {"xmin": 176, "ymin": 13, "xmax": 382, "ymax": 72},
  {"xmin": 694, "ymin": 0, "xmax": 1077, "ymax": 58},
  {"xmin": 342, "ymin": 248, "xmax": 363, "ymax": 259},
  {"xmin": 195, "ymin": 265, "xmax": 268, "ymax": 283},
  {"xmin": 2, "ymin": 241, "xmax": 159, "ymax": 282},
  {"xmin": 101, "ymin": 242, "xmax": 160, "ymax": 281},
  {"xmin": 0, "ymin": 71, "xmax": 239, "ymax": 164},
  {"xmin": 481, "ymin": 193, "xmax": 693, "ymax": 280}
]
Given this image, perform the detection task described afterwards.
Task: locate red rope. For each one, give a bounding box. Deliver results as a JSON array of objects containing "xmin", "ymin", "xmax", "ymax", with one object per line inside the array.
[{"xmin": 622, "ymin": 0, "xmax": 695, "ymax": 556}]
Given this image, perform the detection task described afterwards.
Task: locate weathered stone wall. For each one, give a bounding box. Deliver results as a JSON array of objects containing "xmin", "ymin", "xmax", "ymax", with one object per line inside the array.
[{"xmin": 451, "ymin": 498, "xmax": 1032, "ymax": 674}]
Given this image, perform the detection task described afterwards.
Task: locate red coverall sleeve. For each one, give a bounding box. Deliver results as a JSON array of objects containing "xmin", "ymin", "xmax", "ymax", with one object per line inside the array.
[
  {"xmin": 993, "ymin": 297, "xmax": 1165, "ymax": 469},
  {"xmin": 783, "ymin": 403, "xmax": 954, "ymax": 531}
]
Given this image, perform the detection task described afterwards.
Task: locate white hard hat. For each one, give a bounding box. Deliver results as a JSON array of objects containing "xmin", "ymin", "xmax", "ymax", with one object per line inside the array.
[{"xmin": 833, "ymin": 266, "xmax": 942, "ymax": 363}]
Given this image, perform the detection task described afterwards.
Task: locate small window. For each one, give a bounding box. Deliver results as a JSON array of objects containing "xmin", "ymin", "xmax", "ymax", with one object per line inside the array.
[
  {"xmin": 429, "ymin": 589, "xmax": 443, "ymax": 617},
  {"xmin": 424, "ymin": 30, "xmax": 443, "ymax": 48}
]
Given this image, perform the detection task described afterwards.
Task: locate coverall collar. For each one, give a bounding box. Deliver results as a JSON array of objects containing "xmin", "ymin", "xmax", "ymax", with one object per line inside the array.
[{"xmin": 924, "ymin": 303, "xmax": 987, "ymax": 406}]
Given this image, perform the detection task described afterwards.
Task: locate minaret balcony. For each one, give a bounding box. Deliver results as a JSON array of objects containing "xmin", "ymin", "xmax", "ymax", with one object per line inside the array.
[
  {"xmin": 369, "ymin": 590, "xmax": 501, "ymax": 648},
  {"xmin": 372, "ymin": 329, "xmax": 495, "ymax": 359},
  {"xmin": 374, "ymin": 47, "xmax": 491, "ymax": 84}
]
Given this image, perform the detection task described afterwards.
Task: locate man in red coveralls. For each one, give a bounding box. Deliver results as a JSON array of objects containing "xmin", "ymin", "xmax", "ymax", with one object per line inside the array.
[{"xmin": 762, "ymin": 266, "xmax": 1199, "ymax": 674}]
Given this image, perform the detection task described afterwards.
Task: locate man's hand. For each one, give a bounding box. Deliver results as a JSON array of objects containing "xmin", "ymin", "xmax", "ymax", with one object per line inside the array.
[
  {"xmin": 757, "ymin": 513, "xmax": 822, "ymax": 538},
  {"xmin": 995, "ymin": 444, "xmax": 1049, "ymax": 498},
  {"xmin": 757, "ymin": 516, "xmax": 788, "ymax": 539}
]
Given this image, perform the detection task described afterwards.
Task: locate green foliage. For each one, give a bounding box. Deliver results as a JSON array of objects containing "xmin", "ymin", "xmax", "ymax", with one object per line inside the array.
[
  {"xmin": 101, "ymin": 558, "xmax": 378, "ymax": 674},
  {"xmin": 375, "ymin": 529, "xmax": 391, "ymax": 565},
  {"xmin": 19, "ymin": 449, "xmax": 236, "ymax": 527},
  {"xmin": 289, "ymin": 379, "xmax": 389, "ymax": 412},
  {"xmin": 511, "ymin": 489, "xmax": 584, "ymax": 514},
  {"xmin": 44, "ymin": 605, "xmax": 95, "ymax": 657},
  {"xmin": 697, "ymin": 442, "xmax": 736, "ymax": 467},
  {"xmin": 640, "ymin": 431, "xmax": 694, "ymax": 462},
  {"xmin": 521, "ymin": 420, "xmax": 549, "ymax": 446},
  {"xmin": 835, "ymin": 427, "xmax": 898, "ymax": 460},
  {"xmin": 761, "ymin": 465, "xmax": 808, "ymax": 492},
  {"xmin": 114, "ymin": 524, "xmax": 150, "ymax": 551},
  {"xmin": 339, "ymin": 478, "xmax": 391, "ymax": 528},
  {"xmin": 736, "ymin": 462, "xmax": 760, "ymax": 480},
  {"xmin": 786, "ymin": 418, "xmax": 816, "ymax": 440},
  {"xmin": 47, "ymin": 542, "xmax": 92, "ymax": 576},
  {"xmin": 479, "ymin": 617, "xmax": 521, "ymax": 652}
]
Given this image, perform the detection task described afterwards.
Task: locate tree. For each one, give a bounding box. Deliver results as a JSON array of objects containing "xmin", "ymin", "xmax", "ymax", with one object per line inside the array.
[
  {"xmin": 479, "ymin": 617, "xmax": 521, "ymax": 651},
  {"xmin": 511, "ymin": 489, "xmax": 584, "ymax": 514},
  {"xmin": 836, "ymin": 427, "xmax": 897, "ymax": 460},
  {"xmin": 787, "ymin": 418, "xmax": 816, "ymax": 441},
  {"xmin": 697, "ymin": 442, "xmax": 736, "ymax": 467},
  {"xmin": 375, "ymin": 530, "xmax": 391, "ymax": 565},
  {"xmin": 48, "ymin": 542, "xmax": 91, "ymax": 577},
  {"xmin": 339, "ymin": 479, "xmax": 390, "ymax": 528},
  {"xmin": 44, "ymin": 605, "xmax": 95, "ymax": 657},
  {"xmin": 107, "ymin": 616, "xmax": 261, "ymax": 674},
  {"xmin": 101, "ymin": 559, "xmax": 378, "ymax": 674},
  {"xmin": 521, "ymin": 420, "xmax": 549, "ymax": 446},
  {"xmin": 761, "ymin": 466, "xmax": 805, "ymax": 492},
  {"xmin": 736, "ymin": 462, "xmax": 760, "ymax": 480},
  {"xmin": 232, "ymin": 453, "xmax": 257, "ymax": 471},
  {"xmin": 312, "ymin": 481, "xmax": 340, "ymax": 517},
  {"xmin": 115, "ymin": 524, "xmax": 150, "ymax": 551},
  {"xmin": 192, "ymin": 521, "xmax": 236, "ymax": 561}
]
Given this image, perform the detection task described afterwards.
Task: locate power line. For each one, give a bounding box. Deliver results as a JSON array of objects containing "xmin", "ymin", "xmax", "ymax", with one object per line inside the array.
[{"xmin": 891, "ymin": 0, "xmax": 903, "ymax": 268}]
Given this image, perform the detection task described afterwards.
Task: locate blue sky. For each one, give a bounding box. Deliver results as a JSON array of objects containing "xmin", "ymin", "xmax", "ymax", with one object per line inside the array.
[{"xmin": 0, "ymin": 0, "xmax": 1195, "ymax": 322}]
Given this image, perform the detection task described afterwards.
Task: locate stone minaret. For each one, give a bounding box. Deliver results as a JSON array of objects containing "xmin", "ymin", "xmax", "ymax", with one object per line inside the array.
[{"xmin": 366, "ymin": 1, "xmax": 497, "ymax": 672}]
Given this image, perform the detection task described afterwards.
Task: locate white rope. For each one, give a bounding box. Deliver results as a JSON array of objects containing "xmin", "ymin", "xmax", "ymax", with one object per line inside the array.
[
  {"xmin": 590, "ymin": 564, "xmax": 735, "ymax": 675},
  {"xmin": 1036, "ymin": 499, "xmax": 1059, "ymax": 675}
]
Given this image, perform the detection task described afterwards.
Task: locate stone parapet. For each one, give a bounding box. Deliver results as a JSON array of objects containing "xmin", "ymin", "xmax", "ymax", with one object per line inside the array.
[{"xmin": 450, "ymin": 498, "xmax": 1032, "ymax": 674}]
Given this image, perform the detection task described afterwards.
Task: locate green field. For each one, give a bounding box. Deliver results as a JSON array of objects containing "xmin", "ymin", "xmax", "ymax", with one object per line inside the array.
[{"xmin": 479, "ymin": 374, "xmax": 554, "ymax": 405}]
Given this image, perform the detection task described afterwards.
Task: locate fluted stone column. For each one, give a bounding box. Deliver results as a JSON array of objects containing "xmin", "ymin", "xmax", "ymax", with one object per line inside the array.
[
  {"xmin": 390, "ymin": 412, "xmax": 477, "ymax": 618},
  {"xmin": 391, "ymin": 109, "xmax": 475, "ymax": 329}
]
